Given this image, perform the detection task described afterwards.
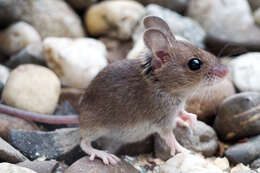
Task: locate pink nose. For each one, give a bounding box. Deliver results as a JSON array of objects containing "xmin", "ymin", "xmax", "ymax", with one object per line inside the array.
[{"xmin": 213, "ymin": 64, "xmax": 229, "ymax": 78}]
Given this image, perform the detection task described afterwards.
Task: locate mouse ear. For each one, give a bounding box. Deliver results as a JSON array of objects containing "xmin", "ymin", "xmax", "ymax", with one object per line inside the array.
[
  {"xmin": 143, "ymin": 16, "xmax": 175, "ymax": 43},
  {"xmin": 143, "ymin": 28, "xmax": 171, "ymax": 69}
]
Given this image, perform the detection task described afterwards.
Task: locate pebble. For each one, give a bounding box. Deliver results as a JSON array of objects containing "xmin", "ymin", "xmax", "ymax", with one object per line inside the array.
[
  {"xmin": 9, "ymin": 128, "xmax": 80, "ymax": 160},
  {"xmin": 85, "ymin": 0, "xmax": 145, "ymax": 40},
  {"xmin": 186, "ymin": 78, "xmax": 235, "ymax": 122},
  {"xmin": 188, "ymin": 0, "xmax": 260, "ymax": 54},
  {"xmin": 17, "ymin": 160, "xmax": 59, "ymax": 173},
  {"xmin": 43, "ymin": 37, "xmax": 108, "ymax": 88},
  {"xmin": 230, "ymin": 53, "xmax": 260, "ymax": 92},
  {"xmin": 0, "ymin": 163, "xmax": 36, "ymax": 173},
  {"xmin": 7, "ymin": 42, "xmax": 45, "ymax": 69},
  {"xmin": 0, "ymin": 137, "xmax": 28, "ymax": 163},
  {"xmin": 2, "ymin": 64, "xmax": 61, "ymax": 114},
  {"xmin": 251, "ymin": 158, "xmax": 260, "ymax": 169},
  {"xmin": 154, "ymin": 121, "xmax": 218, "ymax": 160},
  {"xmin": 66, "ymin": 0, "xmax": 97, "ymax": 10},
  {"xmin": 214, "ymin": 92, "xmax": 260, "ymax": 141},
  {"xmin": 0, "ymin": 65, "xmax": 10, "ymax": 84},
  {"xmin": 0, "ymin": 22, "xmax": 41, "ymax": 56},
  {"xmin": 65, "ymin": 156, "xmax": 140, "ymax": 173},
  {"xmin": 254, "ymin": 8, "xmax": 260, "ymax": 26}
]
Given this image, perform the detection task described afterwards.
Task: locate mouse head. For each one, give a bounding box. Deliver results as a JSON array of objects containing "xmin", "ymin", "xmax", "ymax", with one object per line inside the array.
[{"xmin": 142, "ymin": 16, "xmax": 228, "ymax": 94}]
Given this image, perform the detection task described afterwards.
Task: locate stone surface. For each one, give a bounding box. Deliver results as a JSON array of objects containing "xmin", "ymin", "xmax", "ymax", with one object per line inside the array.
[
  {"xmin": 65, "ymin": 156, "xmax": 140, "ymax": 173},
  {"xmin": 7, "ymin": 42, "xmax": 45, "ymax": 69},
  {"xmin": 0, "ymin": 137, "xmax": 27, "ymax": 163},
  {"xmin": 230, "ymin": 53, "xmax": 260, "ymax": 92},
  {"xmin": 154, "ymin": 121, "xmax": 218, "ymax": 160},
  {"xmin": 17, "ymin": 160, "xmax": 59, "ymax": 173},
  {"xmin": 85, "ymin": 0, "xmax": 145, "ymax": 40},
  {"xmin": 66, "ymin": 0, "xmax": 97, "ymax": 10},
  {"xmin": 188, "ymin": 0, "xmax": 260, "ymax": 55},
  {"xmin": 214, "ymin": 92, "xmax": 260, "ymax": 141},
  {"xmin": 0, "ymin": 65, "xmax": 10, "ymax": 84},
  {"xmin": 225, "ymin": 135, "xmax": 260, "ymax": 165},
  {"xmin": 186, "ymin": 78, "xmax": 235, "ymax": 122},
  {"xmin": 0, "ymin": 163, "xmax": 36, "ymax": 173},
  {"xmin": 0, "ymin": 22, "xmax": 41, "ymax": 56},
  {"xmin": 251, "ymin": 158, "xmax": 260, "ymax": 169},
  {"xmin": 254, "ymin": 8, "xmax": 260, "ymax": 26},
  {"xmin": 43, "ymin": 37, "xmax": 108, "ymax": 88},
  {"xmin": 0, "ymin": 0, "xmax": 84, "ymax": 38},
  {"xmin": 9, "ymin": 128, "xmax": 80, "ymax": 160},
  {"xmin": 2, "ymin": 64, "xmax": 61, "ymax": 114}
]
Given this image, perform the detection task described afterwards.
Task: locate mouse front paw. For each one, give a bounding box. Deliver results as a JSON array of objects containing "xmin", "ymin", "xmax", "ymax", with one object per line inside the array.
[
  {"xmin": 89, "ymin": 150, "xmax": 121, "ymax": 165},
  {"xmin": 178, "ymin": 110, "xmax": 197, "ymax": 130}
]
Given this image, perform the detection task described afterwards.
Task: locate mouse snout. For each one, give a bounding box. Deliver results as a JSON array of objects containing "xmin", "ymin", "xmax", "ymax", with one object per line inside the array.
[{"xmin": 206, "ymin": 64, "xmax": 228, "ymax": 82}]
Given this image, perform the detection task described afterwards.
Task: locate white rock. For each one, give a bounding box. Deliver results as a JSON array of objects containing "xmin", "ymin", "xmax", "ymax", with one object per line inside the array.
[
  {"xmin": 160, "ymin": 153, "xmax": 227, "ymax": 173},
  {"xmin": 2, "ymin": 64, "xmax": 61, "ymax": 114},
  {"xmin": 0, "ymin": 65, "xmax": 10, "ymax": 84},
  {"xmin": 230, "ymin": 53, "xmax": 260, "ymax": 92},
  {"xmin": 230, "ymin": 163, "xmax": 251, "ymax": 173},
  {"xmin": 0, "ymin": 22, "xmax": 41, "ymax": 56},
  {"xmin": 254, "ymin": 8, "xmax": 260, "ymax": 26},
  {"xmin": 85, "ymin": 0, "xmax": 145, "ymax": 40},
  {"xmin": 0, "ymin": 163, "xmax": 36, "ymax": 173},
  {"xmin": 43, "ymin": 37, "xmax": 108, "ymax": 88}
]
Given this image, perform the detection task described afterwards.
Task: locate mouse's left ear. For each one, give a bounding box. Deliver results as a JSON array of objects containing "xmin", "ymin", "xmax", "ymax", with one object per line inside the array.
[{"xmin": 143, "ymin": 28, "xmax": 171, "ymax": 69}]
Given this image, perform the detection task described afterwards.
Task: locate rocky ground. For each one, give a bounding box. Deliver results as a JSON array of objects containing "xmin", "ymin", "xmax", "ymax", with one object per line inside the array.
[{"xmin": 0, "ymin": 0, "xmax": 260, "ymax": 172}]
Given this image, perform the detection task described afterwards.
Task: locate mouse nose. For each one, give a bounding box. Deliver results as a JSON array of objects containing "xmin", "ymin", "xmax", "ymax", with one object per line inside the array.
[{"xmin": 214, "ymin": 64, "xmax": 229, "ymax": 78}]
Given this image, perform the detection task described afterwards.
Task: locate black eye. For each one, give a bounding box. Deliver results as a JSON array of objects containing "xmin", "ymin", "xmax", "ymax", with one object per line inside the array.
[{"xmin": 188, "ymin": 58, "xmax": 203, "ymax": 71}]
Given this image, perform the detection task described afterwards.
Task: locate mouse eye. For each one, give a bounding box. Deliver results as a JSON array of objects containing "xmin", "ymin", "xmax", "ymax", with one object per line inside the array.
[{"xmin": 188, "ymin": 58, "xmax": 203, "ymax": 71}]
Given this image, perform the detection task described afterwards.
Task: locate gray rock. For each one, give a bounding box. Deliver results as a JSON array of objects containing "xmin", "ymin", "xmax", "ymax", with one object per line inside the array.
[
  {"xmin": 225, "ymin": 135, "xmax": 260, "ymax": 165},
  {"xmin": 65, "ymin": 156, "xmax": 140, "ymax": 173},
  {"xmin": 154, "ymin": 121, "xmax": 218, "ymax": 160},
  {"xmin": 214, "ymin": 92, "xmax": 260, "ymax": 141},
  {"xmin": 0, "ymin": 137, "xmax": 28, "ymax": 163},
  {"xmin": 0, "ymin": 0, "xmax": 85, "ymax": 38},
  {"xmin": 188, "ymin": 0, "xmax": 260, "ymax": 55},
  {"xmin": 9, "ymin": 128, "xmax": 80, "ymax": 160},
  {"xmin": 17, "ymin": 160, "xmax": 59, "ymax": 173},
  {"xmin": 251, "ymin": 157, "xmax": 260, "ymax": 169}
]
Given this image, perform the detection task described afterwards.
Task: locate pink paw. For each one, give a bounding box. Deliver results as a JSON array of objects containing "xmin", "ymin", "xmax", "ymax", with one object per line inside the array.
[
  {"xmin": 179, "ymin": 110, "xmax": 197, "ymax": 130},
  {"xmin": 89, "ymin": 150, "xmax": 120, "ymax": 165}
]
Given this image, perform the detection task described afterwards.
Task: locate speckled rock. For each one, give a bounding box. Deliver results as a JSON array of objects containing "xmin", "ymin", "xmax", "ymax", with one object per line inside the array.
[
  {"xmin": 65, "ymin": 156, "xmax": 140, "ymax": 173},
  {"xmin": 43, "ymin": 37, "xmax": 108, "ymax": 88},
  {"xmin": 0, "ymin": 163, "xmax": 36, "ymax": 173},
  {"xmin": 0, "ymin": 22, "xmax": 41, "ymax": 56},
  {"xmin": 230, "ymin": 53, "xmax": 260, "ymax": 92},
  {"xmin": 0, "ymin": 0, "xmax": 85, "ymax": 38},
  {"xmin": 85, "ymin": 0, "xmax": 145, "ymax": 40},
  {"xmin": 66, "ymin": 0, "xmax": 97, "ymax": 10},
  {"xmin": 254, "ymin": 8, "xmax": 260, "ymax": 26},
  {"xmin": 0, "ymin": 65, "xmax": 10, "ymax": 84},
  {"xmin": 2, "ymin": 64, "xmax": 61, "ymax": 114},
  {"xmin": 214, "ymin": 92, "xmax": 260, "ymax": 141}
]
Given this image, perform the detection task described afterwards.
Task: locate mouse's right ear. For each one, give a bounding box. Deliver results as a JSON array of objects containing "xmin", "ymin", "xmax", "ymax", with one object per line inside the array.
[
  {"xmin": 144, "ymin": 28, "xmax": 171, "ymax": 69},
  {"xmin": 143, "ymin": 16, "xmax": 175, "ymax": 43}
]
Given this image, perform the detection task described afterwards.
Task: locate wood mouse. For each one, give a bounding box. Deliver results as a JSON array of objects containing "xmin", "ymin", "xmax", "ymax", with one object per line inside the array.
[
  {"xmin": 78, "ymin": 16, "xmax": 228, "ymax": 165},
  {"xmin": 0, "ymin": 16, "xmax": 228, "ymax": 165}
]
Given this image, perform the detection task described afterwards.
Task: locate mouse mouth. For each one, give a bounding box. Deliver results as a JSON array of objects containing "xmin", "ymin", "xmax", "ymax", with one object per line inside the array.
[{"xmin": 205, "ymin": 64, "xmax": 229, "ymax": 84}]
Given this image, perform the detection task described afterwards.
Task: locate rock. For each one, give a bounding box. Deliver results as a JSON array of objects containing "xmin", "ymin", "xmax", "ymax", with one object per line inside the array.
[
  {"xmin": 251, "ymin": 158, "xmax": 260, "ymax": 169},
  {"xmin": 0, "ymin": 65, "xmax": 10, "ymax": 84},
  {"xmin": 214, "ymin": 92, "xmax": 260, "ymax": 141},
  {"xmin": 0, "ymin": 163, "xmax": 36, "ymax": 173},
  {"xmin": 54, "ymin": 101, "xmax": 77, "ymax": 116},
  {"xmin": 248, "ymin": 0, "xmax": 260, "ymax": 10},
  {"xmin": 7, "ymin": 42, "xmax": 45, "ymax": 69},
  {"xmin": 2, "ymin": 64, "xmax": 61, "ymax": 114},
  {"xmin": 186, "ymin": 78, "xmax": 235, "ymax": 122},
  {"xmin": 225, "ymin": 135, "xmax": 260, "ymax": 165},
  {"xmin": 154, "ymin": 121, "xmax": 218, "ymax": 160},
  {"xmin": 254, "ymin": 8, "xmax": 260, "ymax": 26},
  {"xmin": 230, "ymin": 53, "xmax": 260, "ymax": 92},
  {"xmin": 9, "ymin": 128, "xmax": 80, "ymax": 160},
  {"xmin": 0, "ymin": 137, "xmax": 27, "ymax": 163},
  {"xmin": 135, "ymin": 0, "xmax": 190, "ymax": 13},
  {"xmin": 43, "ymin": 37, "xmax": 108, "ymax": 88},
  {"xmin": 17, "ymin": 160, "xmax": 59, "ymax": 173},
  {"xmin": 66, "ymin": 0, "xmax": 97, "ymax": 10},
  {"xmin": 0, "ymin": 22, "xmax": 41, "ymax": 56},
  {"xmin": 230, "ymin": 164, "xmax": 255, "ymax": 173},
  {"xmin": 65, "ymin": 156, "xmax": 140, "ymax": 173},
  {"xmin": 59, "ymin": 88, "xmax": 84, "ymax": 110},
  {"xmin": 85, "ymin": 0, "xmax": 145, "ymax": 40},
  {"xmin": 160, "ymin": 153, "xmax": 229, "ymax": 173},
  {"xmin": 188, "ymin": 0, "xmax": 260, "ymax": 55},
  {"xmin": 0, "ymin": 0, "xmax": 84, "ymax": 38},
  {"xmin": 0, "ymin": 113, "xmax": 39, "ymax": 141}
]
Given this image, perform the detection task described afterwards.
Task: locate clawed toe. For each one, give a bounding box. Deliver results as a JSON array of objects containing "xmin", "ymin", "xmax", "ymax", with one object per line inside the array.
[{"xmin": 89, "ymin": 150, "xmax": 120, "ymax": 165}]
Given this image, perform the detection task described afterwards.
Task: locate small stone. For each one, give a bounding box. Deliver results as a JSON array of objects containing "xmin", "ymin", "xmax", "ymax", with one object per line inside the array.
[
  {"xmin": 0, "ymin": 137, "xmax": 27, "ymax": 163},
  {"xmin": 186, "ymin": 78, "xmax": 235, "ymax": 122},
  {"xmin": 66, "ymin": 0, "xmax": 98, "ymax": 10},
  {"xmin": 225, "ymin": 135, "xmax": 260, "ymax": 165},
  {"xmin": 0, "ymin": 163, "xmax": 36, "ymax": 173},
  {"xmin": 0, "ymin": 22, "xmax": 41, "ymax": 56},
  {"xmin": 254, "ymin": 8, "xmax": 260, "ymax": 26},
  {"xmin": 154, "ymin": 121, "xmax": 218, "ymax": 160},
  {"xmin": 0, "ymin": 65, "xmax": 10, "ymax": 84},
  {"xmin": 7, "ymin": 42, "xmax": 45, "ymax": 69},
  {"xmin": 230, "ymin": 53, "xmax": 260, "ymax": 92},
  {"xmin": 9, "ymin": 128, "xmax": 80, "ymax": 160},
  {"xmin": 2, "ymin": 64, "xmax": 61, "ymax": 114},
  {"xmin": 230, "ymin": 163, "xmax": 254, "ymax": 173},
  {"xmin": 17, "ymin": 160, "xmax": 59, "ymax": 173},
  {"xmin": 251, "ymin": 158, "xmax": 260, "ymax": 169},
  {"xmin": 214, "ymin": 92, "xmax": 260, "ymax": 141},
  {"xmin": 65, "ymin": 156, "xmax": 140, "ymax": 173},
  {"xmin": 43, "ymin": 37, "xmax": 108, "ymax": 88},
  {"xmin": 85, "ymin": 0, "xmax": 145, "ymax": 40}
]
